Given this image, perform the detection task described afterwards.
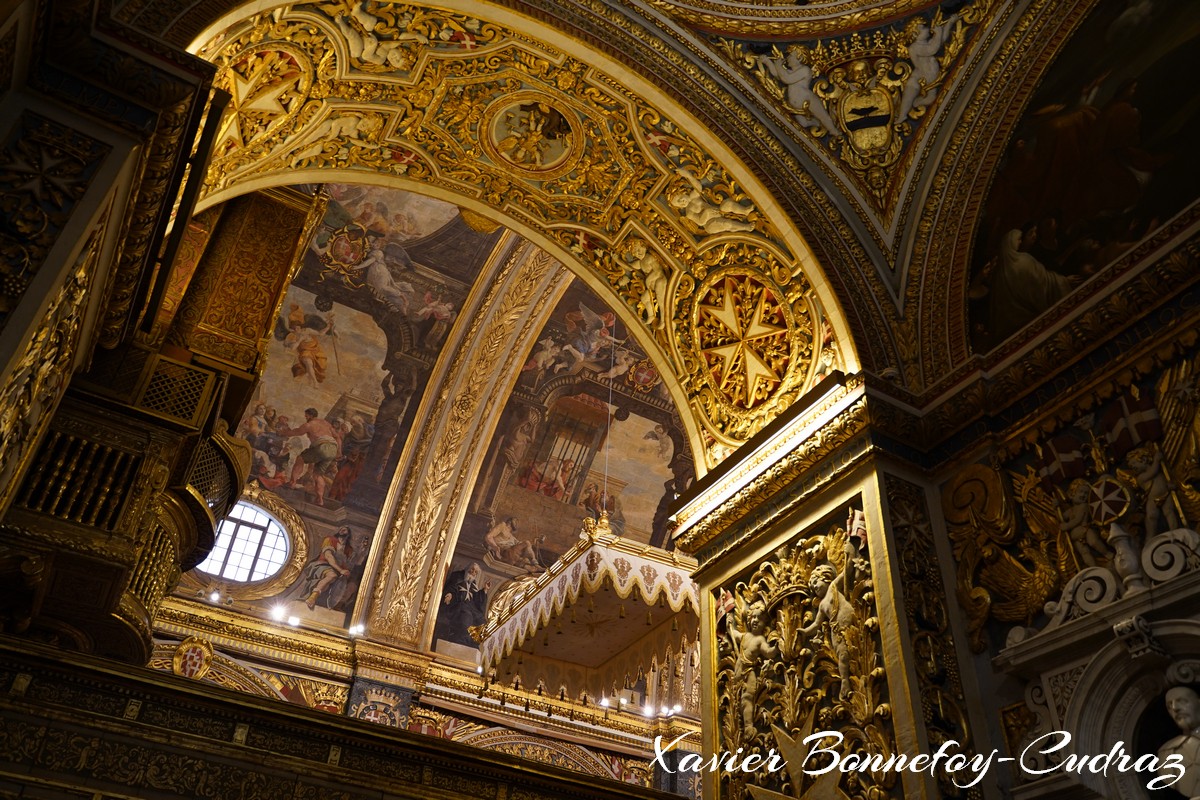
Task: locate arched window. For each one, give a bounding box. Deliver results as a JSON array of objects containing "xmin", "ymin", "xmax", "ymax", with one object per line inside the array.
[{"xmin": 195, "ymin": 501, "xmax": 291, "ymax": 582}]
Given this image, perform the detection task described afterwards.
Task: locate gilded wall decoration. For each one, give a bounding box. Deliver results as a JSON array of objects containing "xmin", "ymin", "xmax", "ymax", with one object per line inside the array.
[
  {"xmin": 642, "ymin": 0, "xmax": 944, "ymax": 38},
  {"xmin": 196, "ymin": 1, "xmax": 843, "ymax": 453},
  {"xmin": 884, "ymin": 475, "xmax": 977, "ymax": 800},
  {"xmin": 0, "ymin": 240, "xmax": 96, "ymax": 514},
  {"xmin": 456, "ymin": 727, "xmax": 653, "ymax": 787},
  {"xmin": 0, "ymin": 111, "xmax": 109, "ymax": 334},
  {"xmin": 715, "ymin": 508, "xmax": 895, "ymax": 800},
  {"xmin": 718, "ymin": 0, "xmax": 991, "ymax": 212},
  {"xmin": 944, "ymin": 348, "xmax": 1200, "ymax": 653},
  {"xmin": 349, "ymin": 680, "xmax": 410, "ymax": 726}
]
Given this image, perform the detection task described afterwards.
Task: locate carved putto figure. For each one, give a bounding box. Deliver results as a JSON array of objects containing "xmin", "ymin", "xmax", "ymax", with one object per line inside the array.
[
  {"xmin": 667, "ymin": 168, "xmax": 755, "ymax": 235},
  {"xmin": 728, "ymin": 598, "xmax": 776, "ymax": 735},
  {"xmin": 714, "ymin": 509, "xmax": 887, "ymax": 798},
  {"xmin": 624, "ymin": 238, "xmax": 672, "ymax": 331},
  {"xmin": 1060, "ymin": 478, "xmax": 1110, "ymax": 568},
  {"xmin": 761, "ymin": 45, "xmax": 840, "ymax": 137},
  {"xmin": 899, "ymin": 12, "xmax": 961, "ymax": 120},
  {"xmin": 800, "ymin": 512, "xmax": 865, "ymax": 700},
  {"xmin": 1126, "ymin": 443, "xmax": 1182, "ymax": 536}
]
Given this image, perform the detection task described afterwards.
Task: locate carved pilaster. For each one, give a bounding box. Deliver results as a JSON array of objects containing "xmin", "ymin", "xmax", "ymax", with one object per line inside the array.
[{"xmin": 672, "ymin": 379, "xmax": 949, "ymax": 800}]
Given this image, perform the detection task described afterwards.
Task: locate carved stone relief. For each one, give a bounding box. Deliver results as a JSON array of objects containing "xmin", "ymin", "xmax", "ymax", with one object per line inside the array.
[{"xmin": 714, "ymin": 507, "xmax": 895, "ymax": 800}]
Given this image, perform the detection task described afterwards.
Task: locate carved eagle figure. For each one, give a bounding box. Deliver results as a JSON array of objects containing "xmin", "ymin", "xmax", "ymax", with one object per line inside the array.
[{"xmin": 945, "ymin": 463, "xmax": 1064, "ymax": 652}]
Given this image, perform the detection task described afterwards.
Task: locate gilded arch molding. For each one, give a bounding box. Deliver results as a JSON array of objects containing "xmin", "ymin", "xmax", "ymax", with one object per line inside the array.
[{"xmin": 191, "ymin": 1, "xmax": 855, "ymax": 459}]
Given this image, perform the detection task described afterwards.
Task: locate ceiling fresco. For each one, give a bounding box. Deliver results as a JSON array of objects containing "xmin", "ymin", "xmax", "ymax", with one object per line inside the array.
[
  {"xmin": 434, "ymin": 279, "xmax": 693, "ymax": 661},
  {"xmin": 967, "ymin": 1, "xmax": 1200, "ymax": 351},
  {"xmin": 182, "ymin": 183, "xmax": 697, "ymax": 641},
  {"xmin": 182, "ymin": 183, "xmax": 505, "ymax": 626}
]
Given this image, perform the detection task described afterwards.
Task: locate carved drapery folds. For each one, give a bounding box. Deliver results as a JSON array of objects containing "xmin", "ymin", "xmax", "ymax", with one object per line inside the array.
[{"xmin": 715, "ymin": 510, "xmax": 896, "ymax": 800}]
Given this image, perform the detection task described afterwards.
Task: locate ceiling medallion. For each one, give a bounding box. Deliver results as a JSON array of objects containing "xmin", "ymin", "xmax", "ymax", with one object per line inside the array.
[
  {"xmin": 693, "ymin": 270, "xmax": 793, "ymax": 412},
  {"xmin": 480, "ymin": 93, "xmax": 581, "ymax": 180}
]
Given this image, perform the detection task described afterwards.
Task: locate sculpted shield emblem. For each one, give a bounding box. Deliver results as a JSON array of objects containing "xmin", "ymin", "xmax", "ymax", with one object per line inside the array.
[{"xmin": 839, "ymin": 83, "xmax": 894, "ymax": 157}]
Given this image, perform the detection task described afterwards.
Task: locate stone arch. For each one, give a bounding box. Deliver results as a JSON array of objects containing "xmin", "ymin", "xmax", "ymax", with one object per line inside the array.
[
  {"xmin": 187, "ymin": 0, "xmax": 858, "ymax": 467},
  {"xmin": 1062, "ymin": 618, "xmax": 1200, "ymax": 799}
]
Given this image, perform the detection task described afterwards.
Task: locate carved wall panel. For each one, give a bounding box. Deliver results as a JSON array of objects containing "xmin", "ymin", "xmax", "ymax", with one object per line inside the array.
[
  {"xmin": 167, "ymin": 187, "xmax": 326, "ymax": 373},
  {"xmin": 939, "ymin": 314, "xmax": 1200, "ymax": 796},
  {"xmin": 0, "ymin": 233, "xmax": 96, "ymax": 516},
  {"xmin": 713, "ymin": 504, "xmax": 897, "ymax": 800},
  {"xmin": 0, "ymin": 111, "xmax": 109, "ymax": 338},
  {"xmin": 883, "ymin": 474, "xmax": 978, "ymax": 800}
]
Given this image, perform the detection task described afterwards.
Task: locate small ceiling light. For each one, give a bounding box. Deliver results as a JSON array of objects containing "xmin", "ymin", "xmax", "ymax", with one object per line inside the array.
[
  {"xmin": 600, "ymin": 697, "xmax": 609, "ymax": 708},
  {"xmin": 287, "ymin": 616, "xmax": 300, "ymax": 627},
  {"xmin": 643, "ymin": 705, "xmax": 654, "ymax": 718},
  {"xmin": 208, "ymin": 591, "xmax": 221, "ymax": 603},
  {"xmin": 270, "ymin": 605, "xmax": 287, "ymax": 621}
]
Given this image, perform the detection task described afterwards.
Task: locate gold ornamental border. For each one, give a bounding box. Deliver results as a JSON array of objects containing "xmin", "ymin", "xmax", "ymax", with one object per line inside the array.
[{"xmin": 644, "ymin": 0, "xmax": 941, "ymax": 37}]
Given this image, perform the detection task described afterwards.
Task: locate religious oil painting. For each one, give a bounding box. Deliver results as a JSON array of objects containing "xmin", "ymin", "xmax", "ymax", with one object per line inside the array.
[
  {"xmin": 432, "ymin": 279, "xmax": 695, "ymax": 660},
  {"xmin": 190, "ymin": 184, "xmax": 505, "ymax": 628},
  {"xmin": 969, "ymin": 1, "xmax": 1200, "ymax": 350}
]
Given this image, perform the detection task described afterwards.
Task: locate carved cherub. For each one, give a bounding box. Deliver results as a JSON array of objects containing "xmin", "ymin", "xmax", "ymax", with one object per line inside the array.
[
  {"xmin": 1059, "ymin": 478, "xmax": 1110, "ymax": 568},
  {"xmin": 624, "ymin": 238, "xmax": 671, "ymax": 330},
  {"xmin": 800, "ymin": 512, "xmax": 866, "ymax": 700},
  {"xmin": 667, "ymin": 168, "xmax": 755, "ymax": 235},
  {"xmin": 1127, "ymin": 443, "xmax": 1181, "ymax": 536},
  {"xmin": 728, "ymin": 597, "xmax": 777, "ymax": 736}
]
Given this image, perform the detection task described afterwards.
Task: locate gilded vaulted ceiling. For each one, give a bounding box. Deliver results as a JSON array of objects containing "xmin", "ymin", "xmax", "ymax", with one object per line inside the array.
[
  {"xmin": 106, "ymin": 0, "xmax": 1198, "ymax": 446},
  {"xmin": 190, "ymin": 1, "xmax": 850, "ymax": 463}
]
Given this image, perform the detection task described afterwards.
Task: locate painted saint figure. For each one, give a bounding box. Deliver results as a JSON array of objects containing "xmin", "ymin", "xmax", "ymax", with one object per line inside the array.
[
  {"xmin": 434, "ymin": 562, "xmax": 491, "ymax": 648},
  {"xmin": 300, "ymin": 526, "xmax": 354, "ymax": 610}
]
